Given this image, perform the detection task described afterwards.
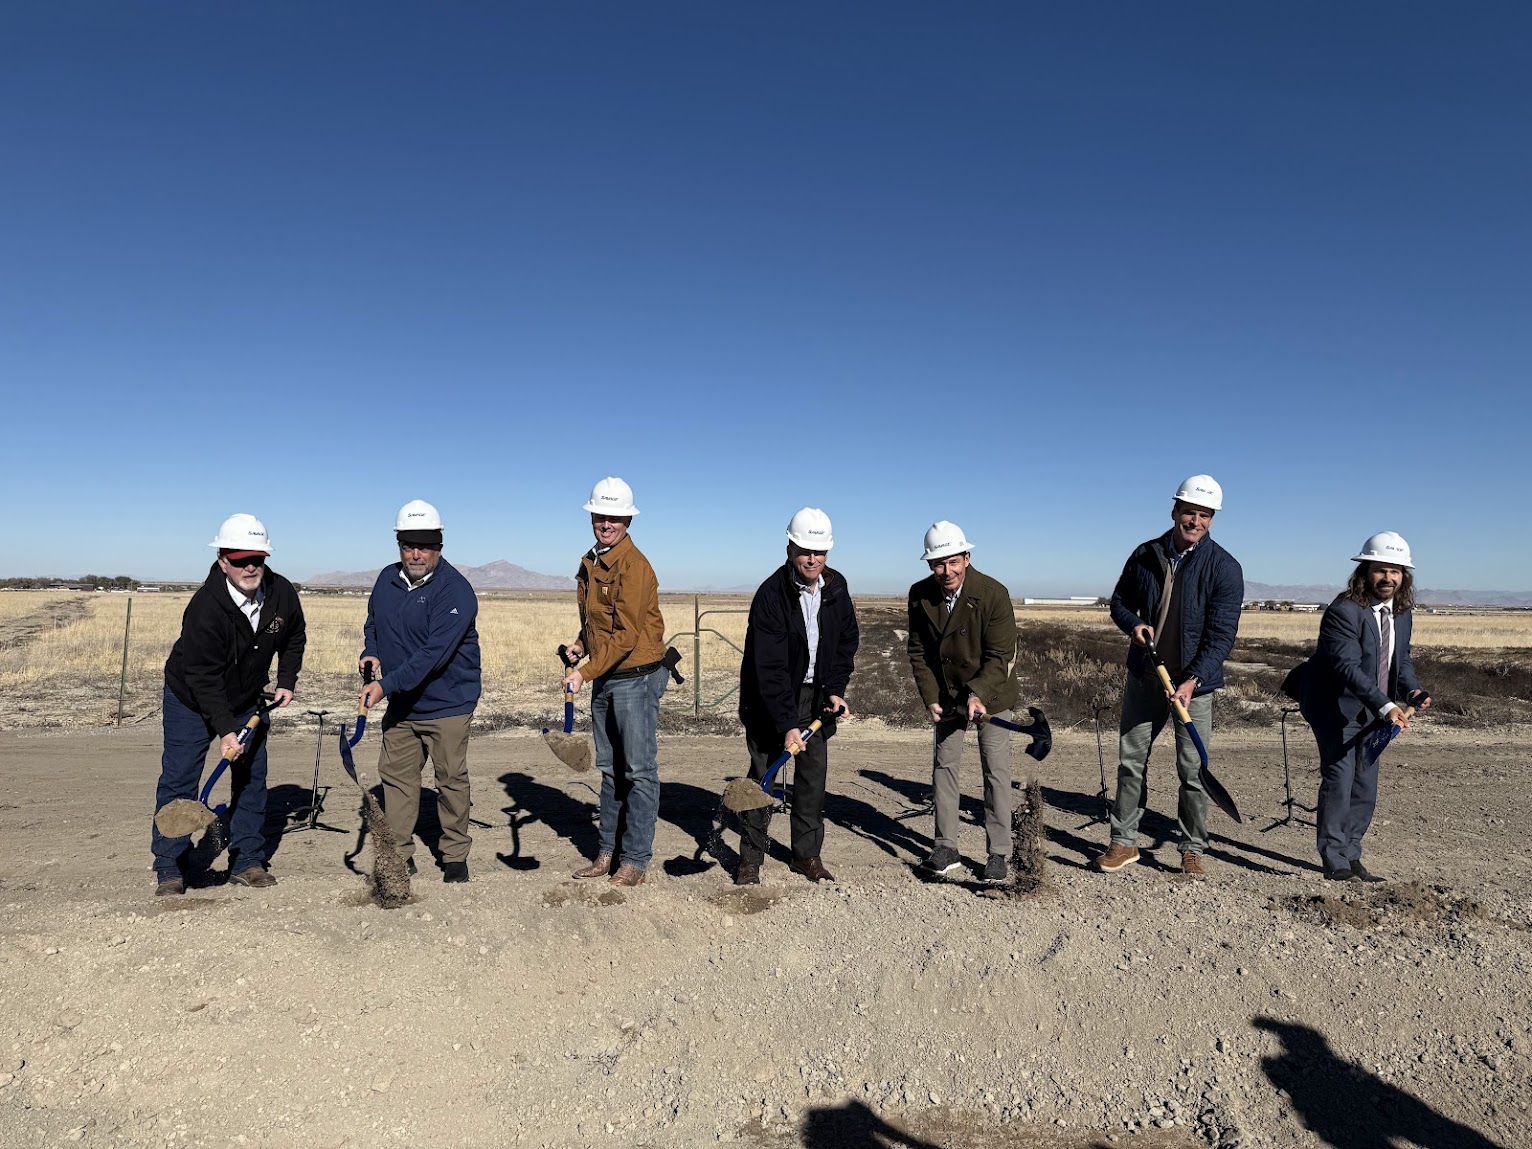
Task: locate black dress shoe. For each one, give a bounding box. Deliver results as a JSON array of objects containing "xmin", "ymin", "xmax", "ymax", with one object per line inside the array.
[
  {"xmin": 1351, "ymin": 861, "xmax": 1386, "ymax": 883},
  {"xmin": 442, "ymin": 860, "xmax": 469, "ymax": 883},
  {"xmin": 1323, "ymin": 866, "xmax": 1356, "ymax": 882},
  {"xmin": 734, "ymin": 861, "xmax": 761, "ymax": 886},
  {"xmin": 406, "ymin": 858, "xmax": 418, "ymax": 877}
]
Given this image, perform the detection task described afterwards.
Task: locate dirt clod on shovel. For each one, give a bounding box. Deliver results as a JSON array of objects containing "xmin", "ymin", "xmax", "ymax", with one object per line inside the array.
[
  {"xmin": 154, "ymin": 799, "xmax": 217, "ymax": 839},
  {"xmin": 721, "ymin": 778, "xmax": 775, "ymax": 813},
  {"xmin": 543, "ymin": 731, "xmax": 592, "ymax": 772},
  {"xmin": 359, "ymin": 791, "xmax": 411, "ymax": 909}
]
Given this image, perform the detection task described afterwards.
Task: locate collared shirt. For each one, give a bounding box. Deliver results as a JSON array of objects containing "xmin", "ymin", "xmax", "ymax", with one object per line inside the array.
[
  {"xmin": 1165, "ymin": 535, "xmax": 1200, "ymax": 575},
  {"xmin": 398, "ymin": 565, "xmax": 437, "ymax": 593},
  {"xmin": 797, "ymin": 576, "xmax": 822, "ymax": 683},
  {"xmin": 225, "ymin": 579, "xmax": 265, "ymax": 632},
  {"xmin": 942, "ymin": 580, "xmax": 964, "ymax": 619}
]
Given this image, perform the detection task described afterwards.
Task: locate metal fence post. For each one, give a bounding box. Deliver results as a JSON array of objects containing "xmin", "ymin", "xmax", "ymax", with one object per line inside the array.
[
  {"xmin": 116, "ymin": 597, "xmax": 133, "ymax": 726},
  {"xmin": 693, "ymin": 594, "xmax": 701, "ymax": 715}
]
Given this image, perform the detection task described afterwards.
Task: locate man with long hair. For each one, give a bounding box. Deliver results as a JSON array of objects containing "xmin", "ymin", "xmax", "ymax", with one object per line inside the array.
[{"xmin": 1300, "ymin": 532, "xmax": 1431, "ymax": 882}]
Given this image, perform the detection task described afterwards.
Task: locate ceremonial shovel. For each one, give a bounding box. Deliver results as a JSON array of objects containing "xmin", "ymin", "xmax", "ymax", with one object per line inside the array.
[
  {"xmin": 153, "ymin": 693, "xmax": 275, "ymax": 847},
  {"xmin": 541, "ymin": 645, "xmax": 593, "ymax": 772},
  {"xmin": 722, "ymin": 706, "xmax": 845, "ymax": 814},
  {"xmin": 1142, "ymin": 636, "xmax": 1242, "ymax": 823}
]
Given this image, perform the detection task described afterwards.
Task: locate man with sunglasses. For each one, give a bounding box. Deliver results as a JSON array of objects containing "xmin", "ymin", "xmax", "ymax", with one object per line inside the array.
[
  {"xmin": 155, "ymin": 514, "xmax": 306, "ymax": 896},
  {"xmin": 360, "ymin": 500, "xmax": 482, "ymax": 883}
]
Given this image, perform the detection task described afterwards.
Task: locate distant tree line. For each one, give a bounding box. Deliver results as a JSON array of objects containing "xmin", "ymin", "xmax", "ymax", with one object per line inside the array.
[{"xmin": 0, "ymin": 574, "xmax": 139, "ymax": 590}]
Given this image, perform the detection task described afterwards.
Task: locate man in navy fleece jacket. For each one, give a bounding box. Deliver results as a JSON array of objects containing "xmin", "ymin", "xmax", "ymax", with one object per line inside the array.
[{"xmin": 360, "ymin": 500, "xmax": 481, "ymax": 883}]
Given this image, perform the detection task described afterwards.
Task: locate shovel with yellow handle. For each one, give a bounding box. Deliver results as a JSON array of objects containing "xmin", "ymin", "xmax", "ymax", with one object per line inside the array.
[
  {"xmin": 722, "ymin": 705, "xmax": 845, "ymax": 814},
  {"xmin": 1142, "ymin": 636, "xmax": 1242, "ymax": 823},
  {"xmin": 153, "ymin": 694, "xmax": 275, "ymax": 847}
]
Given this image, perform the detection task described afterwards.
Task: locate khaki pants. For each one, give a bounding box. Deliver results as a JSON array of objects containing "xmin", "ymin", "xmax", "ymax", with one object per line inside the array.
[
  {"xmin": 377, "ymin": 711, "xmax": 474, "ymax": 865},
  {"xmin": 932, "ymin": 711, "xmax": 1015, "ymax": 856}
]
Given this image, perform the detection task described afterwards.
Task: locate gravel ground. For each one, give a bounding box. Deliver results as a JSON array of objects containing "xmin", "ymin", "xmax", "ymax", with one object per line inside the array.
[{"xmin": 0, "ymin": 718, "xmax": 1524, "ymax": 1149}]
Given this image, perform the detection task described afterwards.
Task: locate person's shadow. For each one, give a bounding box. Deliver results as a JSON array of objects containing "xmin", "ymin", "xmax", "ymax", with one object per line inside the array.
[
  {"xmin": 799, "ymin": 1100, "xmax": 943, "ymax": 1149},
  {"xmin": 1253, "ymin": 1017, "xmax": 1507, "ymax": 1148},
  {"xmin": 496, "ymin": 770, "xmax": 601, "ymax": 871},
  {"xmin": 658, "ymin": 780, "xmax": 738, "ymax": 877}
]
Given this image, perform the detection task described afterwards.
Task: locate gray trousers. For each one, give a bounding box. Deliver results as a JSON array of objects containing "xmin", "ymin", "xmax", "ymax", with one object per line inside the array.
[
  {"xmin": 378, "ymin": 711, "xmax": 474, "ymax": 865},
  {"xmin": 931, "ymin": 711, "xmax": 1014, "ymax": 856},
  {"xmin": 1312, "ymin": 720, "xmax": 1378, "ymax": 873},
  {"xmin": 1109, "ymin": 672, "xmax": 1211, "ymax": 854}
]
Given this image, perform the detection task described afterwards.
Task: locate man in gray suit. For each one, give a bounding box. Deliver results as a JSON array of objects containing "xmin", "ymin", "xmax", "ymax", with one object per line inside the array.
[{"xmin": 1300, "ymin": 532, "xmax": 1432, "ymax": 882}]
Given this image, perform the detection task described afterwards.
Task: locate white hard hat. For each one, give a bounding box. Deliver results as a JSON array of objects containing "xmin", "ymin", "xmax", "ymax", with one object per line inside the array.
[
  {"xmin": 1173, "ymin": 474, "xmax": 1224, "ymax": 512},
  {"xmin": 395, "ymin": 500, "xmax": 443, "ymax": 532},
  {"xmin": 922, "ymin": 521, "xmax": 973, "ymax": 562},
  {"xmin": 583, "ymin": 477, "xmax": 639, "ymax": 517},
  {"xmin": 209, "ymin": 513, "xmax": 271, "ymax": 555},
  {"xmin": 786, "ymin": 508, "xmax": 834, "ymax": 551},
  {"xmin": 1352, "ymin": 531, "xmax": 1414, "ymax": 569}
]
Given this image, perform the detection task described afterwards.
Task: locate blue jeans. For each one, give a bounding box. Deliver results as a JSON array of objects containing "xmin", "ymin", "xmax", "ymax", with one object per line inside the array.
[
  {"xmin": 590, "ymin": 667, "xmax": 667, "ymax": 870},
  {"xmin": 152, "ymin": 687, "xmax": 270, "ymax": 879}
]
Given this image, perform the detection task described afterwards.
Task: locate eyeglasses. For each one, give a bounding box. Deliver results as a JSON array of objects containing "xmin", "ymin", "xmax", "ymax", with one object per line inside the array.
[
  {"xmin": 223, "ymin": 555, "xmax": 266, "ymax": 569},
  {"xmin": 399, "ymin": 543, "xmax": 442, "ymax": 555}
]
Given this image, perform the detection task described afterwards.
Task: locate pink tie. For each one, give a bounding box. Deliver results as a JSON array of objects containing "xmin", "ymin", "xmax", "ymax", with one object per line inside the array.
[{"xmin": 1377, "ymin": 609, "xmax": 1392, "ymax": 694}]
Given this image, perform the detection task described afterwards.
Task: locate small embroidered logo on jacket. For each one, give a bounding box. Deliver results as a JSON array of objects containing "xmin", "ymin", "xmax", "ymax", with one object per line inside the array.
[{"xmin": 266, "ymin": 617, "xmax": 285, "ymax": 634}]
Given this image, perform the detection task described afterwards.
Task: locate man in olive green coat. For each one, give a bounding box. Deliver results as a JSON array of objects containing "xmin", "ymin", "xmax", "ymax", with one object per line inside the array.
[{"xmin": 906, "ymin": 521, "xmax": 1020, "ymax": 882}]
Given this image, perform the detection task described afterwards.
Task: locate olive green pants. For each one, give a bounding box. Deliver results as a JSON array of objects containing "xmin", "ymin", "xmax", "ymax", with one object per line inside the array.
[{"xmin": 1108, "ymin": 672, "xmax": 1212, "ymax": 854}]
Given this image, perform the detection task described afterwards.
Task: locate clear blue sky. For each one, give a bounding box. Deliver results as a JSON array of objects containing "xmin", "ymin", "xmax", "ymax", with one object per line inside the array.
[{"xmin": 5, "ymin": 3, "xmax": 1528, "ymax": 594}]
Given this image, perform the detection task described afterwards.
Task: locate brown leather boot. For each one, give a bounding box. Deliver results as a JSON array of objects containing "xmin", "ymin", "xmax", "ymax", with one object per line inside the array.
[
  {"xmin": 608, "ymin": 864, "xmax": 646, "ymax": 887},
  {"xmin": 790, "ymin": 856, "xmax": 835, "ymax": 883},
  {"xmin": 572, "ymin": 855, "xmax": 612, "ymax": 879},
  {"xmin": 1180, "ymin": 852, "xmax": 1207, "ymax": 878}
]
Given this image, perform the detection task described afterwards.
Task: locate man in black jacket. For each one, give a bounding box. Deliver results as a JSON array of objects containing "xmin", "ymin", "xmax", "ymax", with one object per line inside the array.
[
  {"xmin": 735, "ymin": 509, "xmax": 858, "ymax": 885},
  {"xmin": 153, "ymin": 514, "xmax": 306, "ymax": 896}
]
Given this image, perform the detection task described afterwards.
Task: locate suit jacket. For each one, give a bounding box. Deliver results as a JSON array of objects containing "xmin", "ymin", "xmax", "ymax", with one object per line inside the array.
[
  {"xmin": 906, "ymin": 567, "xmax": 1019, "ymax": 714},
  {"xmin": 1300, "ymin": 594, "xmax": 1421, "ymax": 733}
]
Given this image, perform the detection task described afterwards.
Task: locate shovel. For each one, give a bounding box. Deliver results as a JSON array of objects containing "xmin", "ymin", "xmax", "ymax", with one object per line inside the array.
[
  {"xmin": 339, "ymin": 664, "xmax": 411, "ymax": 908},
  {"xmin": 1361, "ymin": 693, "xmax": 1429, "ymax": 767},
  {"xmin": 722, "ymin": 706, "xmax": 844, "ymax": 814},
  {"xmin": 541, "ymin": 645, "xmax": 592, "ymax": 772},
  {"xmin": 974, "ymin": 705, "xmax": 1052, "ymax": 761},
  {"xmin": 1142, "ymin": 636, "xmax": 1242, "ymax": 823},
  {"xmin": 153, "ymin": 694, "xmax": 274, "ymax": 844}
]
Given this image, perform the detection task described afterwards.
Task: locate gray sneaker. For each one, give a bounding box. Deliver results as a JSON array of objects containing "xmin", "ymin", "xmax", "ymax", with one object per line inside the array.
[
  {"xmin": 981, "ymin": 854, "xmax": 1009, "ymax": 883},
  {"xmin": 920, "ymin": 845, "xmax": 962, "ymax": 875}
]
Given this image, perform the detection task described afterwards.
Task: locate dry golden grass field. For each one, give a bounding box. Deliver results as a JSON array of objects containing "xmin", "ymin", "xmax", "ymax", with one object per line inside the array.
[{"xmin": 2, "ymin": 590, "xmax": 1529, "ymax": 731}]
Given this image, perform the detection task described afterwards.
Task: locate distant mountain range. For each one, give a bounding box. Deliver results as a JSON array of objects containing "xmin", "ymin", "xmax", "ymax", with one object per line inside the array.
[
  {"xmin": 304, "ymin": 559, "xmax": 574, "ymax": 590},
  {"xmin": 1243, "ymin": 581, "xmax": 1532, "ymax": 608}
]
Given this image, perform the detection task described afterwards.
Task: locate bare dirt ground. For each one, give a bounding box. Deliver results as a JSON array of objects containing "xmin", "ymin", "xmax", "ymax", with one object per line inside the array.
[{"xmin": 0, "ymin": 717, "xmax": 1525, "ymax": 1149}]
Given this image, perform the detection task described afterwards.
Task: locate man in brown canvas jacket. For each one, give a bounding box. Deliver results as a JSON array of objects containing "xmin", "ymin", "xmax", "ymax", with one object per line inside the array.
[{"xmin": 562, "ymin": 477, "xmax": 668, "ymax": 888}]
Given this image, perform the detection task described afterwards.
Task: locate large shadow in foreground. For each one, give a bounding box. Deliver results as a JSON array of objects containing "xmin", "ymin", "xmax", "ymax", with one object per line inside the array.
[
  {"xmin": 799, "ymin": 1100, "xmax": 942, "ymax": 1149},
  {"xmin": 1254, "ymin": 1018, "xmax": 1506, "ymax": 1149}
]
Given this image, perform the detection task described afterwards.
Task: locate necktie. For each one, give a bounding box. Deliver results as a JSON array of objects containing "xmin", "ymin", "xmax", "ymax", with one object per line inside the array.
[{"xmin": 1377, "ymin": 609, "xmax": 1392, "ymax": 694}]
